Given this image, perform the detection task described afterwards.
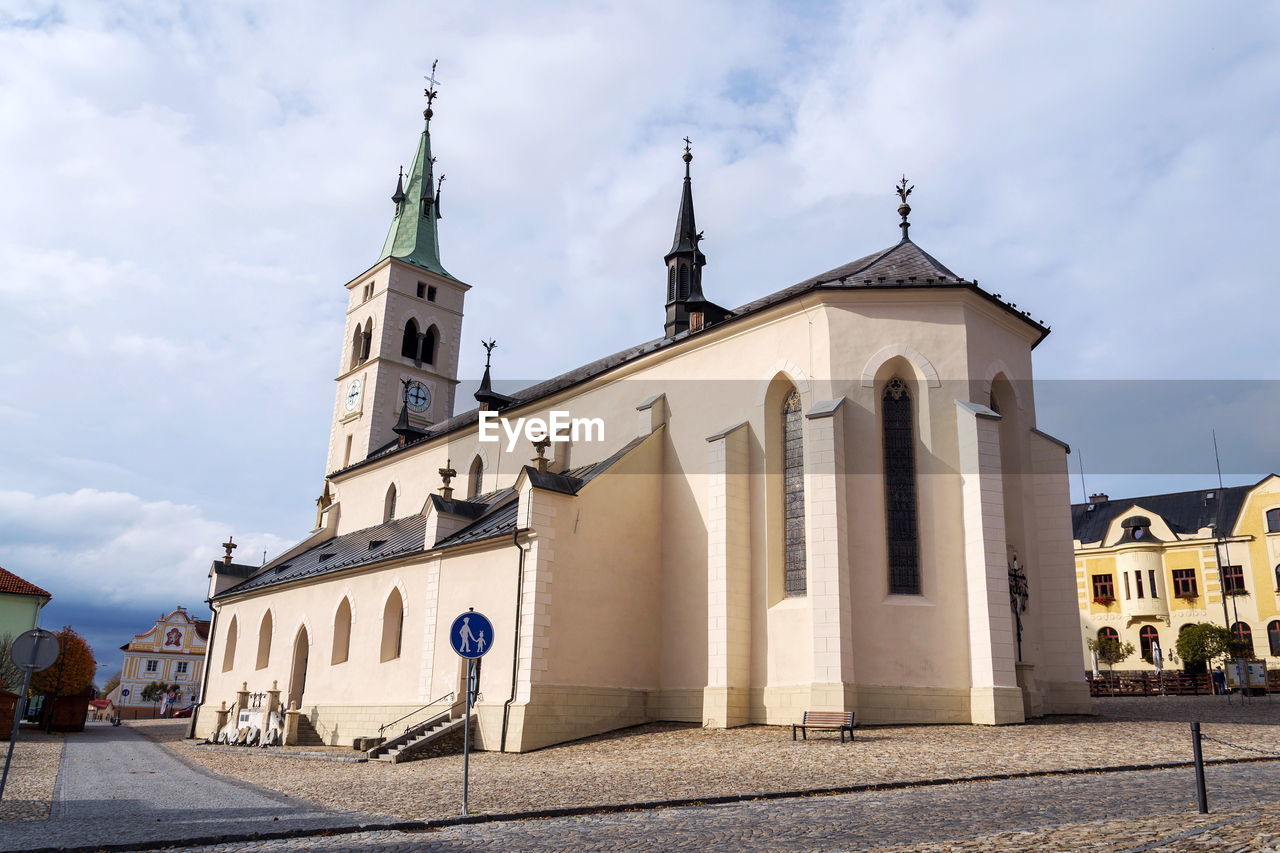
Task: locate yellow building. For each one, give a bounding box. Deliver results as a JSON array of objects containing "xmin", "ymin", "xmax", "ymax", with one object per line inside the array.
[
  {"xmin": 1073, "ymin": 476, "xmax": 1280, "ymax": 670},
  {"xmin": 194, "ymin": 97, "xmax": 1092, "ymax": 752},
  {"xmin": 112, "ymin": 606, "xmax": 209, "ymax": 719}
]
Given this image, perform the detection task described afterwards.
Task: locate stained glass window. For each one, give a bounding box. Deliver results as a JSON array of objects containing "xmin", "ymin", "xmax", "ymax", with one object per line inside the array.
[
  {"xmin": 782, "ymin": 389, "xmax": 806, "ymax": 596},
  {"xmin": 883, "ymin": 378, "xmax": 921, "ymax": 595}
]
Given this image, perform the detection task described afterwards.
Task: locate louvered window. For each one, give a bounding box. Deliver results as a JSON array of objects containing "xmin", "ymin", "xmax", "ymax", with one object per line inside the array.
[
  {"xmin": 883, "ymin": 378, "xmax": 921, "ymax": 595},
  {"xmin": 782, "ymin": 389, "xmax": 806, "ymax": 596}
]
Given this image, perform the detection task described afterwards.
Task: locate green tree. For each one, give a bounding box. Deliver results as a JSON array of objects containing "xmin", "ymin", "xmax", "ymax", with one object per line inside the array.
[
  {"xmin": 1176, "ymin": 623, "xmax": 1235, "ymax": 664},
  {"xmin": 1087, "ymin": 636, "xmax": 1136, "ymax": 670}
]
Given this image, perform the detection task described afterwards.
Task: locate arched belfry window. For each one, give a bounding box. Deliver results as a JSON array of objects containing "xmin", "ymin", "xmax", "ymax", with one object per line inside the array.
[
  {"xmin": 468, "ymin": 456, "xmax": 484, "ymax": 499},
  {"xmin": 349, "ymin": 326, "xmax": 362, "ymax": 370},
  {"xmin": 422, "ymin": 325, "xmax": 437, "ymax": 365},
  {"xmin": 782, "ymin": 388, "xmax": 806, "ymax": 596},
  {"xmin": 384, "ymin": 484, "xmax": 398, "ymax": 521},
  {"xmin": 359, "ymin": 319, "xmax": 373, "ymax": 363},
  {"xmin": 883, "ymin": 377, "xmax": 921, "ymax": 595},
  {"xmin": 401, "ymin": 319, "xmax": 419, "ymax": 359}
]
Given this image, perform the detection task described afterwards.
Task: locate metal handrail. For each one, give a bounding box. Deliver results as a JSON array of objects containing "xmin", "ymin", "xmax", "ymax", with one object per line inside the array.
[{"xmin": 378, "ymin": 692, "xmax": 455, "ymax": 738}]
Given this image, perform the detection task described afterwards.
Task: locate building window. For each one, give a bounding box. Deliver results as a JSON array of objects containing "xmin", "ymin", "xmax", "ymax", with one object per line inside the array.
[
  {"xmin": 1139, "ymin": 625, "xmax": 1160, "ymax": 663},
  {"xmin": 678, "ymin": 264, "xmax": 690, "ymax": 300},
  {"xmin": 421, "ymin": 325, "xmax": 437, "ymax": 365},
  {"xmin": 782, "ymin": 389, "xmax": 806, "ymax": 596},
  {"xmin": 1267, "ymin": 508, "xmax": 1280, "ymax": 533},
  {"xmin": 468, "ymin": 456, "xmax": 484, "ymax": 499},
  {"xmin": 332, "ymin": 598, "xmax": 352, "ymax": 665},
  {"xmin": 1092, "ymin": 574, "xmax": 1115, "ymax": 602},
  {"xmin": 384, "ymin": 484, "xmax": 398, "ymax": 522},
  {"xmin": 1222, "ymin": 565, "xmax": 1246, "ymax": 595},
  {"xmin": 256, "ymin": 611, "xmax": 273, "ymax": 670},
  {"xmin": 401, "ymin": 318, "xmax": 420, "ymax": 359},
  {"xmin": 1269, "ymin": 621, "xmax": 1280, "ymax": 657},
  {"xmin": 883, "ymin": 378, "xmax": 920, "ymax": 595},
  {"xmin": 667, "ymin": 266, "xmax": 676, "ymax": 302},
  {"xmin": 416, "ymin": 282, "xmax": 426, "ymax": 298},
  {"xmin": 1231, "ymin": 622, "xmax": 1254, "ymax": 656},
  {"xmin": 1172, "ymin": 569, "xmax": 1198, "ymax": 598},
  {"xmin": 1275, "ymin": 565, "xmax": 1280, "ymax": 591},
  {"xmin": 222, "ymin": 615, "xmax": 238, "ymax": 672},
  {"xmin": 381, "ymin": 588, "xmax": 404, "ymax": 662},
  {"xmin": 357, "ymin": 319, "xmax": 373, "ymax": 363},
  {"xmin": 176, "ymin": 661, "xmax": 189, "ymax": 675},
  {"xmin": 145, "ymin": 660, "xmax": 158, "ymax": 673},
  {"xmin": 1098, "ymin": 627, "xmax": 1119, "ymax": 643},
  {"xmin": 1135, "ymin": 571, "xmax": 1144, "ymax": 599},
  {"xmin": 1148, "ymin": 569, "xmax": 1158, "ymax": 598},
  {"xmin": 1124, "ymin": 572, "xmax": 1131, "ymax": 600},
  {"xmin": 427, "ymin": 285, "xmax": 437, "ymax": 302}
]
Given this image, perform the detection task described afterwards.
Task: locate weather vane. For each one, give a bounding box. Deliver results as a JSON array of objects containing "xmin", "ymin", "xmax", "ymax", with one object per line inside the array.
[{"xmin": 482, "ymin": 338, "xmax": 497, "ymax": 369}]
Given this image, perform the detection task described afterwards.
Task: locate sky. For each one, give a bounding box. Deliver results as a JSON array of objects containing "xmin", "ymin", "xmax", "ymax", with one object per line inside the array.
[{"xmin": 0, "ymin": 1, "xmax": 1277, "ymax": 676}]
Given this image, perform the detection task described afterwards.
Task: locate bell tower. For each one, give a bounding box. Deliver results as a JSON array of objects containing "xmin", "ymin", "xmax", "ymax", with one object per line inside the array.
[
  {"xmin": 325, "ymin": 67, "xmax": 469, "ymax": 474},
  {"xmin": 663, "ymin": 139, "xmax": 729, "ymax": 338}
]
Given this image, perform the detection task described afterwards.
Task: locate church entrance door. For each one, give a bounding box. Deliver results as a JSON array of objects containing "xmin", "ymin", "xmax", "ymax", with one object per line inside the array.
[{"xmin": 289, "ymin": 627, "xmax": 309, "ymax": 709}]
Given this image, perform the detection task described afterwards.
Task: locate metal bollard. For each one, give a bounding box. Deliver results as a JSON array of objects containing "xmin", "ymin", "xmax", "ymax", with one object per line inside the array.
[{"xmin": 1191, "ymin": 721, "xmax": 1209, "ymax": 814}]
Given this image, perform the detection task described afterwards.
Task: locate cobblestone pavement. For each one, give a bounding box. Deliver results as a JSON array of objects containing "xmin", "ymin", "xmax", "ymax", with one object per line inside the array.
[
  {"xmin": 0, "ymin": 722, "xmax": 375, "ymax": 852},
  {"xmin": 153, "ymin": 697, "xmax": 1280, "ymax": 822},
  {"xmin": 179, "ymin": 760, "xmax": 1280, "ymax": 852},
  {"xmin": 0, "ymin": 729, "xmax": 63, "ymax": 821}
]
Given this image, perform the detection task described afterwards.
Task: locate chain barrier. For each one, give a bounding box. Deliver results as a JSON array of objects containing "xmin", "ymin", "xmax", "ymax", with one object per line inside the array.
[{"xmin": 1198, "ymin": 732, "xmax": 1280, "ymax": 758}]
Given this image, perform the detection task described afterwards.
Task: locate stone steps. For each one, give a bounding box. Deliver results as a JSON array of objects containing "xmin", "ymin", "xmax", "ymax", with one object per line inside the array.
[{"xmin": 369, "ymin": 716, "xmax": 465, "ymax": 763}]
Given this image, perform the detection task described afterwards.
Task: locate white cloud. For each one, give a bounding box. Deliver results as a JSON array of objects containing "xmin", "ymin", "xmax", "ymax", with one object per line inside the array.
[{"xmin": 0, "ymin": 487, "xmax": 288, "ymax": 609}]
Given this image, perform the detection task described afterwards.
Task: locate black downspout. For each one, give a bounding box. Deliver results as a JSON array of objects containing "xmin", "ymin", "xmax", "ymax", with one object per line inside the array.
[
  {"xmin": 186, "ymin": 600, "xmax": 217, "ymax": 740},
  {"xmin": 499, "ymin": 527, "xmax": 528, "ymax": 752}
]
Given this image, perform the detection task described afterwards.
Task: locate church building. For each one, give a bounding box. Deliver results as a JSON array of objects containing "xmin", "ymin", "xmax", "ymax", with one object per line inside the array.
[{"xmin": 195, "ymin": 85, "xmax": 1091, "ymax": 752}]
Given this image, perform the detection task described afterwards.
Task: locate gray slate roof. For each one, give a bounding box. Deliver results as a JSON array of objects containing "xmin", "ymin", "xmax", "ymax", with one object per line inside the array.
[
  {"xmin": 334, "ymin": 239, "xmax": 1034, "ymax": 478},
  {"xmin": 1071, "ymin": 485, "xmax": 1253, "ymax": 544}
]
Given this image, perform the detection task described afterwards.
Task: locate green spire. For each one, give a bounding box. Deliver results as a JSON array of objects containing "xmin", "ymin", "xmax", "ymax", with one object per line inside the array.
[{"xmin": 378, "ymin": 110, "xmax": 453, "ymax": 279}]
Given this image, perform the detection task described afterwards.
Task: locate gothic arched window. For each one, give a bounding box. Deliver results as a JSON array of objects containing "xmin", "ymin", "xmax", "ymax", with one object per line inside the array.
[
  {"xmin": 256, "ymin": 611, "xmax": 273, "ymax": 670},
  {"xmin": 222, "ymin": 615, "xmax": 238, "ymax": 673},
  {"xmin": 422, "ymin": 325, "xmax": 438, "ymax": 365},
  {"xmin": 401, "ymin": 319, "xmax": 419, "ymax": 359},
  {"xmin": 468, "ymin": 456, "xmax": 484, "ymax": 499},
  {"xmin": 381, "ymin": 588, "xmax": 404, "ymax": 662},
  {"xmin": 883, "ymin": 378, "xmax": 921, "ymax": 595},
  {"xmin": 359, "ymin": 319, "xmax": 373, "ymax": 363},
  {"xmin": 384, "ymin": 484, "xmax": 398, "ymax": 522},
  {"xmin": 349, "ymin": 326, "xmax": 362, "ymax": 370},
  {"xmin": 332, "ymin": 598, "xmax": 352, "ymax": 665},
  {"xmin": 782, "ymin": 389, "xmax": 806, "ymax": 596}
]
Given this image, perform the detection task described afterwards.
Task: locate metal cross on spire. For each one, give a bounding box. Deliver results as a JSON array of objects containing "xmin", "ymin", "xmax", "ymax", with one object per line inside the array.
[{"xmin": 423, "ymin": 60, "xmax": 442, "ymax": 118}]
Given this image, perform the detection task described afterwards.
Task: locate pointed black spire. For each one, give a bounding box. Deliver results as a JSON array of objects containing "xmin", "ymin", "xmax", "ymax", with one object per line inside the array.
[
  {"xmin": 474, "ymin": 339, "xmax": 518, "ymax": 411},
  {"xmin": 663, "ymin": 138, "xmax": 729, "ymax": 338},
  {"xmin": 391, "ymin": 166, "xmax": 406, "ymax": 206}
]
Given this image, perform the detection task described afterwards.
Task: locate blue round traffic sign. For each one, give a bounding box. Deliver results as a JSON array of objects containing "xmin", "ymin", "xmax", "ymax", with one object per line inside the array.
[{"xmin": 449, "ymin": 610, "xmax": 494, "ymax": 659}]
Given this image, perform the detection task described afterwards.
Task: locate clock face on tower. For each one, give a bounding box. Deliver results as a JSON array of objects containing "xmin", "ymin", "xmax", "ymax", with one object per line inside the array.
[
  {"xmin": 405, "ymin": 380, "xmax": 431, "ymax": 413},
  {"xmin": 344, "ymin": 378, "xmax": 363, "ymax": 412}
]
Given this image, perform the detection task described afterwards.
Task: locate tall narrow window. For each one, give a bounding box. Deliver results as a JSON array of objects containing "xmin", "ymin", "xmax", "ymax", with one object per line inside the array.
[
  {"xmin": 1231, "ymin": 621, "xmax": 1254, "ymax": 656},
  {"xmin": 349, "ymin": 327, "xmax": 362, "ymax": 369},
  {"xmin": 1268, "ymin": 621, "xmax": 1280, "ymax": 657},
  {"xmin": 1124, "ymin": 572, "xmax": 1132, "ymax": 600},
  {"xmin": 381, "ymin": 589, "xmax": 404, "ymax": 662},
  {"xmin": 401, "ymin": 318, "xmax": 420, "ymax": 359},
  {"xmin": 1139, "ymin": 625, "xmax": 1159, "ymax": 662},
  {"xmin": 667, "ymin": 266, "xmax": 676, "ymax": 302},
  {"xmin": 1221, "ymin": 565, "xmax": 1245, "ymax": 594},
  {"xmin": 468, "ymin": 456, "xmax": 484, "ymax": 499},
  {"xmin": 883, "ymin": 378, "xmax": 920, "ymax": 595},
  {"xmin": 1266, "ymin": 508, "xmax": 1280, "ymax": 532},
  {"xmin": 678, "ymin": 264, "xmax": 690, "ymax": 300},
  {"xmin": 256, "ymin": 611, "xmax": 273, "ymax": 670},
  {"xmin": 359, "ymin": 319, "xmax": 373, "ymax": 363},
  {"xmin": 222, "ymin": 615, "xmax": 238, "ymax": 672},
  {"xmin": 422, "ymin": 325, "xmax": 437, "ymax": 365},
  {"xmin": 1149, "ymin": 569, "xmax": 1158, "ymax": 598},
  {"xmin": 782, "ymin": 389, "xmax": 806, "ymax": 596},
  {"xmin": 1135, "ymin": 571, "xmax": 1144, "ymax": 599},
  {"xmin": 384, "ymin": 484, "xmax": 398, "ymax": 522},
  {"xmin": 332, "ymin": 598, "xmax": 352, "ymax": 665}
]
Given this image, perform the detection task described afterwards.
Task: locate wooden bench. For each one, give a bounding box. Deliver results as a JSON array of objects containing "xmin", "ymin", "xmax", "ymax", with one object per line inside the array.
[{"xmin": 791, "ymin": 711, "xmax": 855, "ymax": 743}]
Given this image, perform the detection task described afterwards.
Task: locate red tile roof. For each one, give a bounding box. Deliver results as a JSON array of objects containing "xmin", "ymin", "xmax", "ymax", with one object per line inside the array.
[{"xmin": 0, "ymin": 567, "xmax": 51, "ymax": 600}]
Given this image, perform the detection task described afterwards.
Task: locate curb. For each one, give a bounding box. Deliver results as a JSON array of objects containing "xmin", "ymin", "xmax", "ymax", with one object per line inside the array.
[
  {"xmin": 181, "ymin": 742, "xmax": 367, "ymax": 763},
  {"xmin": 22, "ymin": 754, "xmax": 1280, "ymax": 853}
]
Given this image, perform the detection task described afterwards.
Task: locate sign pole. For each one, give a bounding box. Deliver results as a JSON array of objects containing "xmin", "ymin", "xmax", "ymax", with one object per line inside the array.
[
  {"xmin": 462, "ymin": 657, "xmax": 474, "ymax": 815},
  {"xmin": 0, "ymin": 667, "xmax": 33, "ymax": 802}
]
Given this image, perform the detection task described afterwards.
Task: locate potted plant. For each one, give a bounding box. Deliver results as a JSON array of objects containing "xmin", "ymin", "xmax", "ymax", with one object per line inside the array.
[
  {"xmin": 1093, "ymin": 594, "xmax": 1116, "ymax": 607},
  {"xmin": 1176, "ymin": 591, "xmax": 1199, "ymax": 603}
]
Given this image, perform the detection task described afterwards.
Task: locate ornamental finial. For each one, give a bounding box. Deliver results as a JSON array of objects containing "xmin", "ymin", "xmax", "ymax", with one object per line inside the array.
[
  {"xmin": 482, "ymin": 338, "xmax": 497, "ymax": 369},
  {"xmin": 896, "ymin": 175, "xmax": 913, "ymax": 241},
  {"xmin": 423, "ymin": 60, "xmax": 441, "ymax": 120},
  {"xmin": 221, "ymin": 535, "xmax": 237, "ymax": 566}
]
